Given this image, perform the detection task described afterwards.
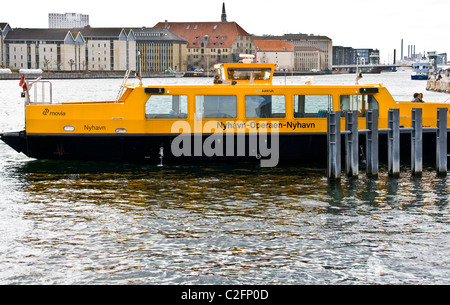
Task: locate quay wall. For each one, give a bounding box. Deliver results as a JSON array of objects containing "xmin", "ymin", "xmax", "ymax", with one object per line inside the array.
[
  {"xmin": 427, "ymin": 75, "xmax": 450, "ymax": 94},
  {"xmin": 1, "ymin": 70, "xmax": 342, "ymax": 81},
  {"xmin": 0, "ymin": 72, "xmax": 185, "ymax": 80}
]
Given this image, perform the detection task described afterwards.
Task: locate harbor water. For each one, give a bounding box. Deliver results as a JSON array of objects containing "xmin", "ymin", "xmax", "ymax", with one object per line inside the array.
[{"xmin": 1, "ymin": 71, "xmax": 450, "ymax": 285}]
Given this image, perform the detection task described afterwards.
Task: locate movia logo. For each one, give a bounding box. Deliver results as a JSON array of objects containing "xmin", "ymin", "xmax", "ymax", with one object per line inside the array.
[{"xmin": 43, "ymin": 108, "xmax": 66, "ymax": 116}]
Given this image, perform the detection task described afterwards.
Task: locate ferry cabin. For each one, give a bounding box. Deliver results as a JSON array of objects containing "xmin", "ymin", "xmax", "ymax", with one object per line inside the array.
[{"xmin": 2, "ymin": 61, "xmax": 450, "ymax": 164}]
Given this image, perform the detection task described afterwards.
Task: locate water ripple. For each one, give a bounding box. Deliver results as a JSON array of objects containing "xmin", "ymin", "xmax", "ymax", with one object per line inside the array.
[{"xmin": 1, "ymin": 75, "xmax": 450, "ymax": 284}]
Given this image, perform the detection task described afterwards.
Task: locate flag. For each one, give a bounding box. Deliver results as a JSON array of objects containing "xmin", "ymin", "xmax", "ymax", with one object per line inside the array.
[{"xmin": 19, "ymin": 74, "xmax": 27, "ymax": 92}]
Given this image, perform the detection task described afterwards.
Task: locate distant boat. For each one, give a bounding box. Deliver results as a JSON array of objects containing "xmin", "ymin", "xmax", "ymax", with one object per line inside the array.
[
  {"xmin": 411, "ymin": 62, "xmax": 433, "ymax": 80},
  {"xmin": 165, "ymin": 68, "xmax": 185, "ymax": 78},
  {"xmin": 0, "ymin": 68, "xmax": 12, "ymax": 74}
]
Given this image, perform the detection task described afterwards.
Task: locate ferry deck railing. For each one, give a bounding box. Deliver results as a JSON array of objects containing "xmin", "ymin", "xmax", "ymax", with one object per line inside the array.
[
  {"xmin": 116, "ymin": 70, "xmax": 131, "ymax": 102},
  {"xmin": 327, "ymin": 108, "xmax": 449, "ymax": 180},
  {"xmin": 24, "ymin": 78, "xmax": 53, "ymax": 105}
]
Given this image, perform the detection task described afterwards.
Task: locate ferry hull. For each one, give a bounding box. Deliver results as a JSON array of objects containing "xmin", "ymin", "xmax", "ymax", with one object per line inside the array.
[
  {"xmin": 1, "ymin": 131, "xmax": 446, "ymax": 166},
  {"xmin": 1, "ymin": 132, "xmax": 330, "ymax": 164}
]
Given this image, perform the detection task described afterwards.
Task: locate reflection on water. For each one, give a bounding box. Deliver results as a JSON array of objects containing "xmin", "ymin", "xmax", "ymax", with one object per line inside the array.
[
  {"xmin": 1, "ymin": 158, "xmax": 449, "ymax": 284},
  {"xmin": 1, "ymin": 73, "xmax": 450, "ymax": 285}
]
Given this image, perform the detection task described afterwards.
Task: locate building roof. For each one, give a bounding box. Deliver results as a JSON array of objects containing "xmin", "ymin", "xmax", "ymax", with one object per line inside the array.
[
  {"xmin": 73, "ymin": 27, "xmax": 127, "ymax": 38},
  {"xmin": 295, "ymin": 47, "xmax": 323, "ymax": 52},
  {"xmin": 0, "ymin": 23, "xmax": 11, "ymax": 37},
  {"xmin": 254, "ymin": 40, "xmax": 294, "ymax": 52},
  {"xmin": 5, "ymin": 28, "xmax": 73, "ymax": 41},
  {"xmin": 254, "ymin": 34, "xmax": 332, "ymax": 41},
  {"xmin": 154, "ymin": 21, "xmax": 251, "ymax": 48},
  {"xmin": 132, "ymin": 27, "xmax": 187, "ymax": 44},
  {"xmin": 0, "ymin": 23, "xmax": 10, "ymax": 31}
]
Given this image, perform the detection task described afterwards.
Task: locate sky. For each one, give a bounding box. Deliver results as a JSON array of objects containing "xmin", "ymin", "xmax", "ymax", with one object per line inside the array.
[{"xmin": 2, "ymin": 0, "xmax": 449, "ymax": 63}]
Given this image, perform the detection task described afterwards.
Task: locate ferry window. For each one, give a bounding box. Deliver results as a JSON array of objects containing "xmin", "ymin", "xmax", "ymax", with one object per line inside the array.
[
  {"xmin": 196, "ymin": 95, "xmax": 237, "ymax": 119},
  {"xmin": 145, "ymin": 95, "xmax": 188, "ymax": 119},
  {"xmin": 340, "ymin": 95, "xmax": 379, "ymax": 116},
  {"xmin": 245, "ymin": 95, "xmax": 286, "ymax": 118},
  {"xmin": 227, "ymin": 68, "xmax": 271, "ymax": 81},
  {"xmin": 294, "ymin": 95, "xmax": 333, "ymax": 118}
]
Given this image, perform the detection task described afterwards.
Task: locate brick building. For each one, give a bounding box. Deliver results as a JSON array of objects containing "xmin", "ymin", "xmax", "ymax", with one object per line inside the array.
[{"xmin": 154, "ymin": 4, "xmax": 255, "ymax": 71}]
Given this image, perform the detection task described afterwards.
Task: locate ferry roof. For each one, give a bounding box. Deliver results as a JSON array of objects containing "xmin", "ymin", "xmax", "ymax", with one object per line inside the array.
[{"xmin": 124, "ymin": 81, "xmax": 384, "ymax": 90}]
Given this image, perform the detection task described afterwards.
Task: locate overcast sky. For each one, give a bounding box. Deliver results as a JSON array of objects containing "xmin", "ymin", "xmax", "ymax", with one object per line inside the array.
[{"xmin": 2, "ymin": 0, "xmax": 449, "ymax": 63}]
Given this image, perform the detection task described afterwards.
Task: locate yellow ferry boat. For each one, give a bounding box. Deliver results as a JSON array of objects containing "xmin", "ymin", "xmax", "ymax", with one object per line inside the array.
[{"xmin": 1, "ymin": 56, "xmax": 449, "ymax": 166}]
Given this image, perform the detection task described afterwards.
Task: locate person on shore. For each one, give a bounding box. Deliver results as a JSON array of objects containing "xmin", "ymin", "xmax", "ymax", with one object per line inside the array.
[
  {"xmin": 418, "ymin": 93, "xmax": 425, "ymax": 103},
  {"xmin": 412, "ymin": 93, "xmax": 421, "ymax": 103}
]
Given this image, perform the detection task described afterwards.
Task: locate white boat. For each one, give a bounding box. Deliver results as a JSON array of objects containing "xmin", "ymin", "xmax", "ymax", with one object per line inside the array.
[
  {"xmin": 165, "ymin": 68, "xmax": 185, "ymax": 78},
  {"xmin": 411, "ymin": 62, "xmax": 433, "ymax": 80}
]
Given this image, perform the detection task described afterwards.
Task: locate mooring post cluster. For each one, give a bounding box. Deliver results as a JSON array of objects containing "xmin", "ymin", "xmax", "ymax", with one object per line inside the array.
[{"xmin": 327, "ymin": 108, "xmax": 449, "ymax": 180}]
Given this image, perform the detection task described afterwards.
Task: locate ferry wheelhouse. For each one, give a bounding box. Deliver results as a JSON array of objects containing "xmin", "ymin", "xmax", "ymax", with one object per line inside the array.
[{"xmin": 1, "ymin": 56, "xmax": 449, "ymax": 166}]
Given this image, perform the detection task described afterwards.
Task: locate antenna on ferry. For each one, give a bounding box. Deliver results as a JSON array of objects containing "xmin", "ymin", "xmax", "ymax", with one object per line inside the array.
[
  {"xmin": 136, "ymin": 51, "xmax": 143, "ymax": 85},
  {"xmin": 355, "ymin": 53, "xmax": 363, "ymax": 85}
]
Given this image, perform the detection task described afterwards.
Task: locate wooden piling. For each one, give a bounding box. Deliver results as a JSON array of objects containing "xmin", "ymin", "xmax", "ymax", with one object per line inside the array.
[
  {"xmin": 388, "ymin": 108, "xmax": 400, "ymax": 177},
  {"xmin": 436, "ymin": 108, "xmax": 448, "ymax": 175},
  {"xmin": 345, "ymin": 111, "xmax": 359, "ymax": 177},
  {"xmin": 327, "ymin": 111, "xmax": 341, "ymax": 180},
  {"xmin": 411, "ymin": 108, "xmax": 423, "ymax": 176},
  {"xmin": 366, "ymin": 109, "xmax": 379, "ymax": 177}
]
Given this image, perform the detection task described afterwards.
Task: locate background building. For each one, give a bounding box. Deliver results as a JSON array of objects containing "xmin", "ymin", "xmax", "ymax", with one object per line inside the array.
[
  {"xmin": 333, "ymin": 46, "xmax": 355, "ymax": 65},
  {"xmin": 154, "ymin": 4, "xmax": 255, "ymax": 71},
  {"xmin": 254, "ymin": 40, "xmax": 294, "ymax": 71},
  {"xmin": 0, "ymin": 23, "xmax": 12, "ymax": 67},
  {"xmin": 75, "ymin": 27, "xmax": 136, "ymax": 72},
  {"xmin": 154, "ymin": 21, "xmax": 255, "ymax": 71},
  {"xmin": 3, "ymin": 27, "xmax": 135, "ymax": 72},
  {"xmin": 295, "ymin": 47, "xmax": 326, "ymax": 72},
  {"xmin": 49, "ymin": 13, "xmax": 89, "ymax": 29},
  {"xmin": 133, "ymin": 27, "xmax": 188, "ymax": 72},
  {"xmin": 354, "ymin": 48, "xmax": 380, "ymax": 65},
  {"xmin": 254, "ymin": 34, "xmax": 333, "ymax": 71},
  {"xmin": 4, "ymin": 28, "xmax": 85, "ymax": 71},
  {"xmin": 437, "ymin": 53, "xmax": 448, "ymax": 66}
]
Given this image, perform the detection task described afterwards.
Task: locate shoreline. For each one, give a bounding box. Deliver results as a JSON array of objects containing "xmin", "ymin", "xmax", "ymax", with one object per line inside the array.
[
  {"xmin": 0, "ymin": 72, "xmax": 178, "ymax": 80},
  {"xmin": 0, "ymin": 70, "xmax": 347, "ymax": 81}
]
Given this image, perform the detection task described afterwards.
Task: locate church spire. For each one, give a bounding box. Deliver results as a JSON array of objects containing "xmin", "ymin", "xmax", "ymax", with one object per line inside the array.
[{"xmin": 221, "ymin": 2, "xmax": 227, "ymax": 22}]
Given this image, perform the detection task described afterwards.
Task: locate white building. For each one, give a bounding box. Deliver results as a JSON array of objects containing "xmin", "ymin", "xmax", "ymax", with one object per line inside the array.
[
  {"xmin": 4, "ymin": 29, "xmax": 85, "ymax": 71},
  {"xmin": 76, "ymin": 28, "xmax": 136, "ymax": 71},
  {"xmin": 49, "ymin": 13, "xmax": 89, "ymax": 29},
  {"xmin": 254, "ymin": 34, "xmax": 333, "ymax": 71},
  {"xmin": 295, "ymin": 47, "xmax": 326, "ymax": 72},
  {"xmin": 4, "ymin": 28, "xmax": 136, "ymax": 72},
  {"xmin": 0, "ymin": 23, "xmax": 12, "ymax": 67},
  {"xmin": 254, "ymin": 40, "xmax": 294, "ymax": 71}
]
